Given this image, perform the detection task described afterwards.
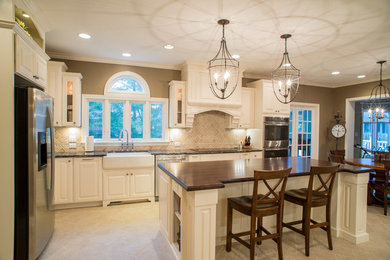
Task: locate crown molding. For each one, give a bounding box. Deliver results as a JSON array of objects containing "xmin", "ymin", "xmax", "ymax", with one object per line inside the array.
[
  {"xmin": 47, "ymin": 52, "xmax": 182, "ymax": 71},
  {"xmin": 0, "ymin": 20, "xmax": 15, "ymax": 29}
]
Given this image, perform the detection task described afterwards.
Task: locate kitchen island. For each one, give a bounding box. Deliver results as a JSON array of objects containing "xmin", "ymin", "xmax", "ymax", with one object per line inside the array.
[{"xmin": 157, "ymin": 157, "xmax": 371, "ymax": 260}]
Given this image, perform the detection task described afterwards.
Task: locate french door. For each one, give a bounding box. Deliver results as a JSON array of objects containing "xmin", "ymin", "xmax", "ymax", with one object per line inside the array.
[{"xmin": 289, "ymin": 103, "xmax": 319, "ymax": 159}]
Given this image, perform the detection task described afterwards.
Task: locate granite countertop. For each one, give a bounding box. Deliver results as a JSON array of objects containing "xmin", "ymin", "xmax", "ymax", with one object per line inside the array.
[
  {"xmin": 158, "ymin": 157, "xmax": 372, "ymax": 191},
  {"xmin": 55, "ymin": 148, "xmax": 263, "ymax": 157}
]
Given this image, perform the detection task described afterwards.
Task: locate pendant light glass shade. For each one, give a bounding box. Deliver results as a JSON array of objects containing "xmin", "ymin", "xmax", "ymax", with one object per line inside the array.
[
  {"xmin": 368, "ymin": 60, "xmax": 389, "ymax": 120},
  {"xmin": 272, "ymin": 34, "xmax": 300, "ymax": 104},
  {"xmin": 208, "ymin": 19, "xmax": 239, "ymax": 99}
]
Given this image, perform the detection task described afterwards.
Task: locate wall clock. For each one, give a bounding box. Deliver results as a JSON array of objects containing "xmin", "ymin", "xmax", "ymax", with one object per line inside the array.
[{"xmin": 331, "ymin": 124, "xmax": 346, "ymax": 138}]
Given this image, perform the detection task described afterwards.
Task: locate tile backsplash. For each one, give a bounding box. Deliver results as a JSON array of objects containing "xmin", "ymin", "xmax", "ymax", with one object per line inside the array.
[{"xmin": 54, "ymin": 111, "xmax": 257, "ymax": 152}]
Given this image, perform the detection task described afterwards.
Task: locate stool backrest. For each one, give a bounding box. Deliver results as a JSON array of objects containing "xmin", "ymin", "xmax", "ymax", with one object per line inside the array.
[
  {"xmin": 307, "ymin": 165, "xmax": 339, "ymax": 203},
  {"xmin": 382, "ymin": 160, "xmax": 390, "ymax": 188},
  {"xmin": 328, "ymin": 153, "xmax": 344, "ymax": 164},
  {"xmin": 251, "ymin": 168, "xmax": 292, "ymax": 213}
]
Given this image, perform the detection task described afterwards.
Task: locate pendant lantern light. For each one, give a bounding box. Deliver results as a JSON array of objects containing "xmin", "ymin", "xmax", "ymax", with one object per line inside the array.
[
  {"xmin": 368, "ymin": 61, "xmax": 389, "ymax": 120},
  {"xmin": 272, "ymin": 34, "xmax": 300, "ymax": 104},
  {"xmin": 208, "ymin": 19, "xmax": 239, "ymax": 99}
]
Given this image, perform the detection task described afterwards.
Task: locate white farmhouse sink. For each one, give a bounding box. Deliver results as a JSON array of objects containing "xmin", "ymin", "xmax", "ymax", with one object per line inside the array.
[{"xmin": 103, "ymin": 152, "xmax": 154, "ymax": 169}]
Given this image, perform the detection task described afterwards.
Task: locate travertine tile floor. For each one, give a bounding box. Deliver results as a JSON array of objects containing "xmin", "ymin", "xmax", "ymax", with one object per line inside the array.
[{"xmin": 39, "ymin": 203, "xmax": 390, "ymax": 260}]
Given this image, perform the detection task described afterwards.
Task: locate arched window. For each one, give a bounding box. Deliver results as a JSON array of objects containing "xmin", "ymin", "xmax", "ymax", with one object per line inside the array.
[
  {"xmin": 104, "ymin": 71, "xmax": 150, "ymax": 98},
  {"xmin": 82, "ymin": 71, "xmax": 167, "ymax": 144}
]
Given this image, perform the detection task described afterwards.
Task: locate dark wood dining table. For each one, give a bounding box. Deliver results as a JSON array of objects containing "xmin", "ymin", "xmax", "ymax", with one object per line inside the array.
[{"xmin": 344, "ymin": 158, "xmax": 385, "ymax": 171}]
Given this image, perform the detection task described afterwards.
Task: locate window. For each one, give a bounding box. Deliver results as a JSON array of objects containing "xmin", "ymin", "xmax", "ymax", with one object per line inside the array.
[
  {"xmin": 289, "ymin": 103, "xmax": 319, "ymax": 159},
  {"xmin": 82, "ymin": 71, "xmax": 168, "ymax": 143},
  {"xmin": 360, "ymin": 105, "xmax": 390, "ymax": 155}
]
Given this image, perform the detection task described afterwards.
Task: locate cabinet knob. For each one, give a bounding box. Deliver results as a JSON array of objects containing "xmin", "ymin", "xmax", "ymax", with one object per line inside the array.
[
  {"xmin": 131, "ymin": 173, "xmax": 133, "ymax": 176},
  {"xmin": 73, "ymin": 122, "xmax": 76, "ymax": 125},
  {"xmin": 56, "ymin": 121, "xmax": 59, "ymax": 124},
  {"xmin": 68, "ymin": 160, "xmax": 71, "ymax": 162},
  {"xmin": 126, "ymin": 173, "xmax": 129, "ymax": 176}
]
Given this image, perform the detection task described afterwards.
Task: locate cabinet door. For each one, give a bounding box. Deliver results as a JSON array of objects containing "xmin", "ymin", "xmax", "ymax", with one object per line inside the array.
[
  {"xmin": 15, "ymin": 35, "xmax": 35, "ymax": 81},
  {"xmin": 239, "ymin": 88, "xmax": 254, "ymax": 128},
  {"xmin": 169, "ymin": 81, "xmax": 186, "ymax": 128},
  {"xmin": 35, "ymin": 54, "xmax": 47, "ymax": 88},
  {"xmin": 188, "ymin": 154, "xmax": 201, "ymax": 162},
  {"xmin": 103, "ymin": 170, "xmax": 130, "ymax": 200},
  {"xmin": 159, "ymin": 168, "xmax": 171, "ymax": 240},
  {"xmin": 250, "ymin": 152, "xmax": 263, "ymax": 159},
  {"xmin": 74, "ymin": 158, "xmax": 102, "ymax": 202},
  {"xmin": 130, "ymin": 168, "xmax": 154, "ymax": 197},
  {"xmin": 262, "ymin": 84, "xmax": 278, "ymax": 114},
  {"xmin": 54, "ymin": 158, "xmax": 73, "ymax": 204},
  {"xmin": 240, "ymin": 153, "xmax": 251, "ymax": 159},
  {"xmin": 62, "ymin": 73, "xmax": 82, "ymax": 127}
]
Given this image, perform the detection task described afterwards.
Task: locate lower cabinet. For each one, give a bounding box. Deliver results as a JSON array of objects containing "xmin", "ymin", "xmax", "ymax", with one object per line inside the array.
[
  {"xmin": 103, "ymin": 167, "xmax": 154, "ymax": 205},
  {"xmin": 54, "ymin": 158, "xmax": 73, "ymax": 204},
  {"xmin": 188, "ymin": 152, "xmax": 263, "ymax": 162},
  {"xmin": 54, "ymin": 157, "xmax": 102, "ymax": 205},
  {"xmin": 74, "ymin": 157, "xmax": 103, "ymax": 202}
]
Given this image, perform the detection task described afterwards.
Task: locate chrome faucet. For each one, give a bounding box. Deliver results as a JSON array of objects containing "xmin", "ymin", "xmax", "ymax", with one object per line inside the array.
[{"xmin": 119, "ymin": 129, "xmax": 129, "ymax": 151}]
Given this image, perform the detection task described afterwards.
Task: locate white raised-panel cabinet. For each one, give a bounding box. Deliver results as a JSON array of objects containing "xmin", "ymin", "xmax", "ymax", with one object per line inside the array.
[
  {"xmin": 240, "ymin": 153, "xmax": 251, "ymax": 159},
  {"xmin": 169, "ymin": 81, "xmax": 186, "ymax": 128},
  {"xmin": 14, "ymin": 35, "xmax": 48, "ymax": 89},
  {"xmin": 130, "ymin": 168, "xmax": 154, "ymax": 197},
  {"xmin": 238, "ymin": 88, "xmax": 255, "ymax": 128},
  {"xmin": 103, "ymin": 170, "xmax": 130, "ymax": 201},
  {"xmin": 73, "ymin": 158, "xmax": 102, "ymax": 202},
  {"xmin": 250, "ymin": 152, "xmax": 263, "ymax": 159},
  {"xmin": 47, "ymin": 61, "xmax": 68, "ymax": 126},
  {"xmin": 54, "ymin": 158, "xmax": 74, "ymax": 204},
  {"xmin": 62, "ymin": 72, "xmax": 83, "ymax": 127},
  {"xmin": 158, "ymin": 168, "xmax": 171, "ymax": 241},
  {"xmin": 247, "ymin": 79, "xmax": 290, "ymax": 128}
]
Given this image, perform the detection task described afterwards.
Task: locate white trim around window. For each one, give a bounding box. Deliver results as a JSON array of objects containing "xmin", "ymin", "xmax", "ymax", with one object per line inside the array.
[{"xmin": 82, "ymin": 94, "xmax": 169, "ymax": 145}]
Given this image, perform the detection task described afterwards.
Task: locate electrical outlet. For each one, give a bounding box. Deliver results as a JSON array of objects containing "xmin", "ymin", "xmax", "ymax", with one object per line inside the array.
[
  {"xmin": 69, "ymin": 143, "xmax": 77, "ymax": 149},
  {"xmin": 174, "ymin": 142, "xmax": 181, "ymax": 147},
  {"xmin": 69, "ymin": 135, "xmax": 76, "ymax": 143}
]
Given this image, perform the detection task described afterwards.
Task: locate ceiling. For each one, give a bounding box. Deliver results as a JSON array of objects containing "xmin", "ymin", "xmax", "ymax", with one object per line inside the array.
[{"xmin": 33, "ymin": 0, "xmax": 390, "ymax": 87}]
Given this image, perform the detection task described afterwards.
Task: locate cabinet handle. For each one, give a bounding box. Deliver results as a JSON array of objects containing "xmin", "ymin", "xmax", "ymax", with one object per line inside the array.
[
  {"xmin": 131, "ymin": 173, "xmax": 133, "ymax": 176},
  {"xmin": 82, "ymin": 158, "xmax": 94, "ymax": 161},
  {"xmin": 33, "ymin": 75, "xmax": 39, "ymax": 79},
  {"xmin": 68, "ymin": 160, "xmax": 71, "ymax": 163}
]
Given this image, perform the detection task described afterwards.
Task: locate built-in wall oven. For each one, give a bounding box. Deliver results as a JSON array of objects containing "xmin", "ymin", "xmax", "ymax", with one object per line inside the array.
[{"xmin": 263, "ymin": 117, "xmax": 289, "ymax": 158}]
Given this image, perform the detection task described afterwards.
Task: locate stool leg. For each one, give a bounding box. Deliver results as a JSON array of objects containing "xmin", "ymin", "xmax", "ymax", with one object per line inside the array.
[
  {"xmin": 384, "ymin": 192, "xmax": 388, "ymax": 216},
  {"xmin": 277, "ymin": 212, "xmax": 283, "ymax": 260},
  {"xmin": 226, "ymin": 202, "xmax": 232, "ymax": 252},
  {"xmin": 256, "ymin": 216, "xmax": 262, "ymax": 245},
  {"xmin": 250, "ymin": 216, "xmax": 256, "ymax": 260},
  {"xmin": 304, "ymin": 205, "xmax": 311, "ymax": 257},
  {"xmin": 326, "ymin": 202, "xmax": 333, "ymax": 250}
]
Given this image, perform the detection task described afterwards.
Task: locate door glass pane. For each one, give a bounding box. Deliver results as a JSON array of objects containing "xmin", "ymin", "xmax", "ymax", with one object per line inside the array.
[
  {"xmin": 308, "ymin": 134, "xmax": 312, "ymax": 144},
  {"xmin": 131, "ymin": 103, "xmax": 144, "ymax": 139},
  {"xmin": 298, "ymin": 134, "xmax": 302, "ymax": 145},
  {"xmin": 308, "ymin": 122, "xmax": 312, "ymax": 133},
  {"xmin": 298, "ymin": 122, "xmax": 303, "ymax": 133},
  {"xmin": 66, "ymin": 81, "xmax": 73, "ymax": 122},
  {"xmin": 308, "ymin": 110, "xmax": 312, "ymax": 121},
  {"xmin": 298, "ymin": 110, "xmax": 303, "ymax": 121},
  {"xmin": 151, "ymin": 104, "xmax": 163, "ymax": 139},
  {"xmin": 303, "ymin": 122, "xmax": 307, "ymax": 133},
  {"xmin": 88, "ymin": 101, "xmax": 103, "ymax": 139},
  {"xmin": 303, "ymin": 110, "xmax": 307, "ymax": 121},
  {"xmin": 110, "ymin": 102, "xmax": 124, "ymax": 139},
  {"xmin": 303, "ymin": 134, "xmax": 307, "ymax": 144}
]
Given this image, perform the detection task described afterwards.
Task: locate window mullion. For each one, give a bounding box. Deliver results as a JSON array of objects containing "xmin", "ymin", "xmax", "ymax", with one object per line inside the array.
[
  {"xmin": 145, "ymin": 101, "xmax": 150, "ymax": 141},
  {"xmin": 124, "ymin": 101, "xmax": 131, "ymax": 138},
  {"xmin": 104, "ymin": 99, "xmax": 110, "ymax": 141}
]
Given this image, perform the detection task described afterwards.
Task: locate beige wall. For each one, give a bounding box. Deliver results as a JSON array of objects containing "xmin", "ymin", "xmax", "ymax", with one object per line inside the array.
[
  {"xmin": 0, "ymin": 2, "xmax": 15, "ymax": 259},
  {"xmin": 52, "ymin": 59, "xmax": 181, "ymax": 97}
]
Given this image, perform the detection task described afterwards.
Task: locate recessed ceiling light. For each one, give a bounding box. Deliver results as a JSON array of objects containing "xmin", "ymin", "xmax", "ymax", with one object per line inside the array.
[
  {"xmin": 164, "ymin": 44, "xmax": 174, "ymax": 50},
  {"xmin": 357, "ymin": 75, "xmax": 366, "ymax": 79},
  {"xmin": 332, "ymin": 71, "xmax": 340, "ymax": 75},
  {"xmin": 22, "ymin": 13, "xmax": 30, "ymax": 18},
  {"xmin": 78, "ymin": 33, "xmax": 91, "ymax": 39},
  {"xmin": 232, "ymin": 54, "xmax": 240, "ymax": 59},
  {"xmin": 122, "ymin": 53, "xmax": 131, "ymax": 57}
]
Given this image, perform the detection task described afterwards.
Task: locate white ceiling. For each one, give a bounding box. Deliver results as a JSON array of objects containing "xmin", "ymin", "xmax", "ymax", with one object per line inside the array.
[{"xmin": 34, "ymin": 0, "xmax": 390, "ymax": 87}]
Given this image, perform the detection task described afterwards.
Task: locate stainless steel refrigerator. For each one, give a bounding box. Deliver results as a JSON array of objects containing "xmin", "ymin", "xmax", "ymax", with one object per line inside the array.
[{"xmin": 15, "ymin": 75, "xmax": 55, "ymax": 260}]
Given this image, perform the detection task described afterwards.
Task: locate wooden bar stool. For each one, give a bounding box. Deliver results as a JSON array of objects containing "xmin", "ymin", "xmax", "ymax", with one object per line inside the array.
[
  {"xmin": 327, "ymin": 153, "xmax": 344, "ymax": 164},
  {"xmin": 372, "ymin": 160, "xmax": 390, "ymax": 215},
  {"xmin": 282, "ymin": 165, "xmax": 339, "ymax": 257},
  {"xmin": 226, "ymin": 168, "xmax": 292, "ymax": 260}
]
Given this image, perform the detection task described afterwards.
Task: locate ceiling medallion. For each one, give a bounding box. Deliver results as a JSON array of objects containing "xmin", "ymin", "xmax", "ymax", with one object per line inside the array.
[
  {"xmin": 368, "ymin": 60, "xmax": 389, "ymax": 120},
  {"xmin": 208, "ymin": 19, "xmax": 239, "ymax": 99},
  {"xmin": 272, "ymin": 34, "xmax": 300, "ymax": 104}
]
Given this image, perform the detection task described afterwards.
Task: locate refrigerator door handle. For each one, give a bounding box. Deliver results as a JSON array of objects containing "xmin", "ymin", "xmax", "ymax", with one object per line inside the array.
[{"xmin": 47, "ymin": 107, "xmax": 55, "ymax": 191}]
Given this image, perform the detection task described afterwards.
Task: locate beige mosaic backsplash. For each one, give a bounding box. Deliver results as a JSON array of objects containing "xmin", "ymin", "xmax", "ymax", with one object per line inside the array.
[{"xmin": 54, "ymin": 111, "xmax": 248, "ymax": 153}]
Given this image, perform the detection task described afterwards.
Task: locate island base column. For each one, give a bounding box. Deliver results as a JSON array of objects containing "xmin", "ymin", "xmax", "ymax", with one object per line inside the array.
[{"xmin": 182, "ymin": 189, "xmax": 218, "ymax": 260}]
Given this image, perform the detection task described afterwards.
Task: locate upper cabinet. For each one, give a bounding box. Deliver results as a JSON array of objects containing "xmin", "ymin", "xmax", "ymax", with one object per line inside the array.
[
  {"xmin": 47, "ymin": 62, "xmax": 83, "ymax": 127},
  {"xmin": 15, "ymin": 34, "xmax": 49, "ymax": 89},
  {"xmin": 169, "ymin": 81, "xmax": 186, "ymax": 128},
  {"xmin": 63, "ymin": 73, "xmax": 83, "ymax": 127},
  {"xmin": 238, "ymin": 88, "xmax": 255, "ymax": 129},
  {"xmin": 247, "ymin": 79, "xmax": 290, "ymax": 128}
]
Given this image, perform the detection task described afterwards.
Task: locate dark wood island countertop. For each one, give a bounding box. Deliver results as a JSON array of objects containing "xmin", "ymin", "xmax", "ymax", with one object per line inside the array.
[{"xmin": 158, "ymin": 157, "xmax": 371, "ymax": 191}]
